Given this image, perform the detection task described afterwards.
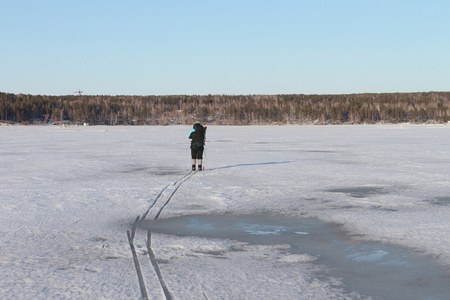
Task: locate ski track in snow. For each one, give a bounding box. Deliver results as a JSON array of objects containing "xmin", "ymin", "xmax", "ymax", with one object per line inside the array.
[{"xmin": 127, "ymin": 170, "xmax": 196, "ymax": 300}]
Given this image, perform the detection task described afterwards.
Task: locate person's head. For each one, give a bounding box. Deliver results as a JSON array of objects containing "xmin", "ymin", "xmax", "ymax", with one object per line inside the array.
[{"xmin": 193, "ymin": 121, "xmax": 201, "ymax": 128}]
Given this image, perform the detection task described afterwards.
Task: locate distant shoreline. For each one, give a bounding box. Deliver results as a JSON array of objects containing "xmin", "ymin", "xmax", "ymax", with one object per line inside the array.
[{"xmin": 2, "ymin": 91, "xmax": 450, "ymax": 126}]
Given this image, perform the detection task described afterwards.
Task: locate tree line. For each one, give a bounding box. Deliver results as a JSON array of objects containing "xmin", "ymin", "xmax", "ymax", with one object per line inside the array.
[{"xmin": 1, "ymin": 91, "xmax": 449, "ymax": 125}]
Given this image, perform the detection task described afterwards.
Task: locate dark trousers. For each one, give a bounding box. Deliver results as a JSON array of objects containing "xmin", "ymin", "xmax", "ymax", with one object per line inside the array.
[{"xmin": 191, "ymin": 146, "xmax": 204, "ymax": 159}]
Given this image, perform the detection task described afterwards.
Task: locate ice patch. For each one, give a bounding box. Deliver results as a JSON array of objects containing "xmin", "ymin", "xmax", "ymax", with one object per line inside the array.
[
  {"xmin": 238, "ymin": 223, "xmax": 286, "ymax": 236},
  {"xmin": 277, "ymin": 254, "xmax": 318, "ymax": 264},
  {"xmin": 140, "ymin": 213, "xmax": 450, "ymax": 300},
  {"xmin": 427, "ymin": 196, "xmax": 450, "ymax": 206},
  {"xmin": 326, "ymin": 187, "xmax": 387, "ymax": 198},
  {"xmin": 346, "ymin": 249, "xmax": 389, "ymax": 262}
]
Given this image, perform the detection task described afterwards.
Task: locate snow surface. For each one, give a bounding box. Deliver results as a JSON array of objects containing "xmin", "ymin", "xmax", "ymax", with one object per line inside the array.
[{"xmin": 1, "ymin": 124, "xmax": 449, "ymax": 299}]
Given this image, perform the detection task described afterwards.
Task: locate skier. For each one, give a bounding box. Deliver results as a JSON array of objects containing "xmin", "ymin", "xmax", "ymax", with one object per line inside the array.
[{"xmin": 189, "ymin": 121, "xmax": 206, "ymax": 171}]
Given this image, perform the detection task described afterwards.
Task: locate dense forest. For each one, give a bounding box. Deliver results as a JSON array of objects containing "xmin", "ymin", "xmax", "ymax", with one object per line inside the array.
[{"xmin": 1, "ymin": 91, "xmax": 449, "ymax": 125}]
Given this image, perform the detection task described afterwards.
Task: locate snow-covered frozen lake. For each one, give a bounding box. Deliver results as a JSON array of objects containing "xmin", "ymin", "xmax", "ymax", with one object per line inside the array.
[{"xmin": 1, "ymin": 124, "xmax": 449, "ymax": 299}]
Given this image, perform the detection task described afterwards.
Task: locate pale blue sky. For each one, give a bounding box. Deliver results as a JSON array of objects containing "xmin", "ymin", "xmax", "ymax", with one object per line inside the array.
[{"xmin": 1, "ymin": 0, "xmax": 449, "ymax": 96}]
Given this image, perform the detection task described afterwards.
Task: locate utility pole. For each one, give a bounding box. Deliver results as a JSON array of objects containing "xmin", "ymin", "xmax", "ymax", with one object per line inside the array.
[{"xmin": 74, "ymin": 90, "xmax": 83, "ymax": 96}]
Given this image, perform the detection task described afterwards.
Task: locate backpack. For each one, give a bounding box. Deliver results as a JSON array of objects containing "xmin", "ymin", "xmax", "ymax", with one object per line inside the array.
[{"xmin": 192, "ymin": 124, "xmax": 206, "ymax": 147}]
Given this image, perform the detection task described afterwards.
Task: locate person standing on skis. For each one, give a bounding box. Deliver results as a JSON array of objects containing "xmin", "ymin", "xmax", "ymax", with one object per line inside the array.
[{"xmin": 189, "ymin": 121, "xmax": 206, "ymax": 171}]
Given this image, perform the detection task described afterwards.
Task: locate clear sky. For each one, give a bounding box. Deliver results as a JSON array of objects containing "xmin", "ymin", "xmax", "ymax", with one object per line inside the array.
[{"xmin": 1, "ymin": 0, "xmax": 449, "ymax": 96}]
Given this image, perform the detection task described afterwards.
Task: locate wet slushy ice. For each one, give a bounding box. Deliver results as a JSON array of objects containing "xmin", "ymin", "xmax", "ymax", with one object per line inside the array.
[{"xmin": 139, "ymin": 214, "xmax": 449, "ymax": 300}]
